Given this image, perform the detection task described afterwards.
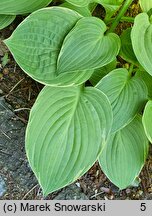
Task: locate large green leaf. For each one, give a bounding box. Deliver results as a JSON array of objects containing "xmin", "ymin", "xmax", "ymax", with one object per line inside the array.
[
  {"xmin": 5, "ymin": 8, "xmax": 120, "ymax": 86},
  {"xmin": 89, "ymin": 60, "xmax": 117, "ymax": 86},
  {"xmin": 0, "ymin": 0, "xmax": 52, "ymax": 15},
  {"xmin": 57, "ymin": 17, "xmax": 120, "ymax": 73},
  {"xmin": 4, "ymin": 7, "xmax": 94, "ymax": 86},
  {"xmin": 95, "ymin": 0, "xmax": 124, "ymax": 20},
  {"xmin": 139, "ymin": 0, "xmax": 152, "ymax": 12},
  {"xmin": 131, "ymin": 13, "xmax": 152, "ymax": 76},
  {"xmin": 142, "ymin": 100, "xmax": 152, "ymax": 143},
  {"xmin": 96, "ymin": 68, "xmax": 148, "ymax": 132},
  {"xmin": 0, "ymin": 14, "xmax": 16, "ymax": 30},
  {"xmin": 120, "ymin": 28, "xmax": 138, "ymax": 66},
  {"xmin": 26, "ymin": 85, "xmax": 113, "ymax": 195},
  {"xmin": 99, "ymin": 115, "xmax": 149, "ymax": 189}
]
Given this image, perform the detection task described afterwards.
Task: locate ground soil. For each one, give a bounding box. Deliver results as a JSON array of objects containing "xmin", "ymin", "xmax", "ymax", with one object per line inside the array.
[{"xmin": 0, "ymin": 1, "xmax": 152, "ymax": 200}]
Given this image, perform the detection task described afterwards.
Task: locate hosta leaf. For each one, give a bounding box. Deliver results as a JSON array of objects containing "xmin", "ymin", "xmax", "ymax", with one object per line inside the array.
[
  {"xmin": 120, "ymin": 28, "xmax": 138, "ymax": 65},
  {"xmin": 65, "ymin": 0, "xmax": 90, "ymax": 7},
  {"xmin": 89, "ymin": 60, "xmax": 117, "ymax": 86},
  {"xmin": 4, "ymin": 7, "xmax": 94, "ymax": 86},
  {"xmin": 142, "ymin": 100, "xmax": 152, "ymax": 143},
  {"xmin": 131, "ymin": 13, "xmax": 152, "ymax": 76},
  {"xmin": 96, "ymin": 68, "xmax": 148, "ymax": 132},
  {"xmin": 99, "ymin": 115, "xmax": 149, "ymax": 189},
  {"xmin": 95, "ymin": 0, "xmax": 123, "ymax": 19},
  {"xmin": 26, "ymin": 85, "xmax": 113, "ymax": 195},
  {"xmin": 136, "ymin": 70, "xmax": 152, "ymax": 98},
  {"xmin": 60, "ymin": 2, "xmax": 91, "ymax": 17},
  {"xmin": 0, "ymin": 14, "xmax": 16, "ymax": 30},
  {"xmin": 139, "ymin": 0, "xmax": 152, "ymax": 12},
  {"xmin": 57, "ymin": 17, "xmax": 120, "ymax": 73},
  {"xmin": 0, "ymin": 0, "xmax": 52, "ymax": 15}
]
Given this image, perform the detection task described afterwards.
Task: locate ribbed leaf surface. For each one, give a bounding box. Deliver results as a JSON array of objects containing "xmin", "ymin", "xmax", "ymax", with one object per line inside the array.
[
  {"xmin": 4, "ymin": 7, "xmax": 93, "ymax": 86},
  {"xmin": 139, "ymin": 0, "xmax": 152, "ymax": 12},
  {"xmin": 131, "ymin": 13, "xmax": 152, "ymax": 76},
  {"xmin": 136, "ymin": 70, "xmax": 152, "ymax": 98},
  {"xmin": 5, "ymin": 8, "xmax": 120, "ymax": 86},
  {"xmin": 89, "ymin": 60, "xmax": 117, "ymax": 86},
  {"xmin": 0, "ymin": 14, "xmax": 15, "ymax": 30},
  {"xmin": 26, "ymin": 85, "xmax": 113, "ymax": 195},
  {"xmin": 142, "ymin": 100, "xmax": 152, "ymax": 143},
  {"xmin": 120, "ymin": 28, "xmax": 138, "ymax": 65},
  {"xmin": 99, "ymin": 115, "xmax": 149, "ymax": 189},
  {"xmin": 96, "ymin": 68, "xmax": 148, "ymax": 132},
  {"xmin": 0, "ymin": 0, "xmax": 52, "ymax": 15},
  {"xmin": 57, "ymin": 17, "xmax": 120, "ymax": 73}
]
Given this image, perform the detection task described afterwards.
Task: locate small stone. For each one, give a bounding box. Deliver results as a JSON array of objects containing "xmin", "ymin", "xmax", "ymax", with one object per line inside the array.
[
  {"xmin": 138, "ymin": 190, "xmax": 143, "ymax": 196},
  {"xmin": 75, "ymin": 182, "xmax": 80, "ymax": 188},
  {"xmin": 0, "ymin": 176, "xmax": 7, "ymax": 197},
  {"xmin": 0, "ymin": 89, "xmax": 3, "ymax": 94},
  {"xmin": 3, "ymin": 68, "xmax": 9, "ymax": 75},
  {"xmin": 126, "ymin": 188, "xmax": 131, "ymax": 194},
  {"xmin": 101, "ymin": 187, "xmax": 111, "ymax": 194}
]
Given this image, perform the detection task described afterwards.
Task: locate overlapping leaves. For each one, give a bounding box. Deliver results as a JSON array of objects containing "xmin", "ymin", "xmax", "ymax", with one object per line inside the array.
[
  {"xmin": 66, "ymin": 0, "xmax": 123, "ymax": 20},
  {"xmin": 0, "ymin": 15, "xmax": 16, "ymax": 30},
  {"xmin": 96, "ymin": 0, "xmax": 124, "ymax": 20},
  {"xmin": 131, "ymin": 13, "xmax": 152, "ymax": 76},
  {"xmin": 57, "ymin": 17, "xmax": 120, "ymax": 73},
  {"xmin": 96, "ymin": 68, "xmax": 148, "ymax": 132},
  {"xmin": 26, "ymin": 85, "xmax": 113, "ymax": 195},
  {"xmin": 120, "ymin": 28, "xmax": 138, "ymax": 65},
  {"xmin": 4, "ymin": 7, "xmax": 120, "ymax": 86},
  {"xmin": 99, "ymin": 115, "xmax": 149, "ymax": 189},
  {"xmin": 90, "ymin": 60, "xmax": 117, "ymax": 86}
]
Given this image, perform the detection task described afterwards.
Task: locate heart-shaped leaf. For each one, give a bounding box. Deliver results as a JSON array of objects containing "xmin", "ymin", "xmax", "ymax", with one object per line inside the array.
[
  {"xmin": 131, "ymin": 13, "xmax": 152, "ymax": 76},
  {"xmin": 139, "ymin": 0, "xmax": 152, "ymax": 12},
  {"xmin": 57, "ymin": 17, "xmax": 120, "ymax": 73},
  {"xmin": 142, "ymin": 100, "xmax": 152, "ymax": 143},
  {"xmin": 0, "ymin": 14, "xmax": 16, "ymax": 30},
  {"xmin": 5, "ymin": 8, "xmax": 120, "ymax": 86},
  {"xmin": 89, "ymin": 60, "xmax": 117, "ymax": 86},
  {"xmin": 0, "ymin": 0, "xmax": 52, "ymax": 15},
  {"xmin": 120, "ymin": 28, "xmax": 139, "ymax": 66},
  {"xmin": 96, "ymin": 68, "xmax": 148, "ymax": 132},
  {"xmin": 26, "ymin": 85, "xmax": 113, "ymax": 195},
  {"xmin": 99, "ymin": 115, "xmax": 149, "ymax": 189},
  {"xmin": 4, "ymin": 7, "xmax": 94, "ymax": 86}
]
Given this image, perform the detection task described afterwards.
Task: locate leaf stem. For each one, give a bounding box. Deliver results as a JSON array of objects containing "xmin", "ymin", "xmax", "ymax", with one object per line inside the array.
[
  {"xmin": 107, "ymin": 0, "xmax": 133, "ymax": 33},
  {"xmin": 121, "ymin": 16, "xmax": 134, "ymax": 23},
  {"xmin": 106, "ymin": 16, "xmax": 134, "ymax": 25},
  {"xmin": 128, "ymin": 63, "xmax": 134, "ymax": 77}
]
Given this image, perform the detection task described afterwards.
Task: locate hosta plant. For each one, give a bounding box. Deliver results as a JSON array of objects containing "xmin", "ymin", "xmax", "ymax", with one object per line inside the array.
[{"xmin": 3, "ymin": 0, "xmax": 152, "ymax": 196}]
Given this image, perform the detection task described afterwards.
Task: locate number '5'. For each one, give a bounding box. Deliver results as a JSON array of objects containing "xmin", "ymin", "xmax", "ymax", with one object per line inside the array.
[{"xmin": 140, "ymin": 203, "xmax": 146, "ymax": 211}]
